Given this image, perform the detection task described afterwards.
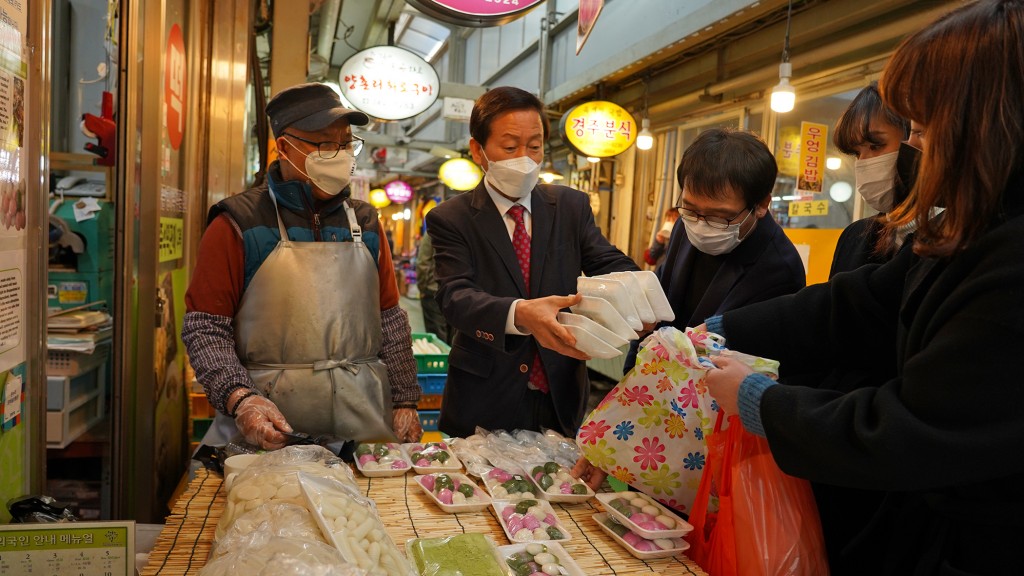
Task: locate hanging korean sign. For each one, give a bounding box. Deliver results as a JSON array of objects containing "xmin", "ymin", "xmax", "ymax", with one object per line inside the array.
[
  {"xmin": 577, "ymin": 0, "xmax": 605, "ymax": 54},
  {"xmin": 797, "ymin": 121, "xmax": 828, "ymax": 195},
  {"xmin": 385, "ymin": 180, "xmax": 414, "ymax": 203},
  {"xmin": 559, "ymin": 101, "xmax": 637, "ymax": 158},
  {"xmin": 165, "ymin": 24, "xmax": 186, "ymax": 151},
  {"xmin": 339, "ymin": 46, "xmax": 440, "ymax": 121},
  {"xmin": 405, "ymin": 0, "xmax": 545, "ymax": 27}
]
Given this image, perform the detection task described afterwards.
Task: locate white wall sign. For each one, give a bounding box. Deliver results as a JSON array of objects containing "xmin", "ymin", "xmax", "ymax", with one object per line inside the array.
[
  {"xmin": 339, "ymin": 46, "xmax": 440, "ymax": 121},
  {"xmin": 442, "ymin": 97, "xmax": 473, "ymax": 122}
]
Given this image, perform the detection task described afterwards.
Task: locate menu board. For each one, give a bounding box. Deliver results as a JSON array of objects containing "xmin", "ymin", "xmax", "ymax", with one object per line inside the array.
[{"xmin": 0, "ymin": 521, "xmax": 135, "ymax": 576}]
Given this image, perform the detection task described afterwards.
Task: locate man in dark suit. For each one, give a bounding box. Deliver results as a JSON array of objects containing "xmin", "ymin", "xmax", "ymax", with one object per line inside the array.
[
  {"xmin": 576, "ymin": 128, "xmax": 806, "ymax": 492},
  {"xmin": 622, "ymin": 128, "xmax": 806, "ymax": 373},
  {"xmin": 426, "ymin": 86, "xmax": 639, "ymax": 438}
]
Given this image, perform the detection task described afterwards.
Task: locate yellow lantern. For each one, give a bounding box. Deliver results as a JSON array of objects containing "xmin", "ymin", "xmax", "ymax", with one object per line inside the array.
[
  {"xmin": 369, "ymin": 188, "xmax": 391, "ymax": 208},
  {"xmin": 438, "ymin": 157, "xmax": 483, "ymax": 191}
]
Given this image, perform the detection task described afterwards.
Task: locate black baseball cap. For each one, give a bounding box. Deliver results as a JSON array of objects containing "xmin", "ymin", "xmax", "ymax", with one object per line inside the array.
[{"xmin": 266, "ymin": 82, "xmax": 369, "ymax": 138}]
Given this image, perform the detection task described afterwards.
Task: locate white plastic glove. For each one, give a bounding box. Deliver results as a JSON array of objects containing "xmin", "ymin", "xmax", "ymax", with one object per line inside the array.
[{"xmin": 234, "ymin": 394, "xmax": 293, "ymax": 450}]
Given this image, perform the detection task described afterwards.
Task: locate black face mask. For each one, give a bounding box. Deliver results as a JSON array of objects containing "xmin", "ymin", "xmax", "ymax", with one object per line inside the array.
[{"xmin": 893, "ymin": 141, "xmax": 922, "ymax": 206}]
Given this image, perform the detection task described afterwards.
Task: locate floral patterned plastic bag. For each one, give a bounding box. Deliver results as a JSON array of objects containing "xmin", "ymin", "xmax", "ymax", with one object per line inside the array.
[{"xmin": 576, "ymin": 326, "xmax": 778, "ymax": 514}]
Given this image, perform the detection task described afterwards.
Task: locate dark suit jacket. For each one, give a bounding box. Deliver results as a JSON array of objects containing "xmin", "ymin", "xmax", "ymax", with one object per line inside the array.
[
  {"xmin": 624, "ymin": 213, "xmax": 806, "ymax": 371},
  {"xmin": 425, "ymin": 183, "xmax": 638, "ymax": 438}
]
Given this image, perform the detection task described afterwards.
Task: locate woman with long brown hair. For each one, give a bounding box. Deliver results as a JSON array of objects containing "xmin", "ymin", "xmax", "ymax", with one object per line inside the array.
[{"xmin": 702, "ymin": 1, "xmax": 1024, "ymax": 573}]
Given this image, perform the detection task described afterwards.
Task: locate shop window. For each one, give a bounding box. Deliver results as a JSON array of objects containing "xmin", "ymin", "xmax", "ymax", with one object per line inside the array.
[{"xmin": 771, "ymin": 87, "xmax": 867, "ymax": 230}]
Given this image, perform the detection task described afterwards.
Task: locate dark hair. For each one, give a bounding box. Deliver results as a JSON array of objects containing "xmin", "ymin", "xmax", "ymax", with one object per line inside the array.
[
  {"xmin": 834, "ymin": 82, "xmax": 909, "ymax": 156},
  {"xmin": 880, "ymin": 0, "xmax": 1024, "ymax": 257},
  {"xmin": 675, "ymin": 128, "xmax": 778, "ymax": 207},
  {"xmin": 470, "ymin": 86, "xmax": 550, "ymax": 145}
]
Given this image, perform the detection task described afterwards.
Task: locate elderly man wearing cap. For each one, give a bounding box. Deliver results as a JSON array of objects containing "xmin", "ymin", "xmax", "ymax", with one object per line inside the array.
[{"xmin": 182, "ymin": 82, "xmax": 421, "ymax": 451}]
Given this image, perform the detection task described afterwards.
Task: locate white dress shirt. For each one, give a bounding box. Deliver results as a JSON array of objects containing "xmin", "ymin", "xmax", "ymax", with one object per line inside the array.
[{"xmin": 484, "ymin": 179, "xmax": 534, "ymax": 336}]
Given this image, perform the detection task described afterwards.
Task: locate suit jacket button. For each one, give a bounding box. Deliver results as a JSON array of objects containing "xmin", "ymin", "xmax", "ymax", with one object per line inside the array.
[{"xmin": 519, "ymin": 363, "xmax": 529, "ymax": 373}]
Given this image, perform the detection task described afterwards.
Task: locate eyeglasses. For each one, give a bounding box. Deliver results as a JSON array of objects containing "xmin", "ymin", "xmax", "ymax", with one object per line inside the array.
[
  {"xmin": 284, "ymin": 133, "xmax": 364, "ymax": 159},
  {"xmin": 677, "ymin": 206, "xmax": 752, "ymax": 229}
]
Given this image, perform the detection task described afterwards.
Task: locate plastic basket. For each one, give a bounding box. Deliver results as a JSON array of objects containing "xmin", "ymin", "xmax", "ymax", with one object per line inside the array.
[
  {"xmin": 189, "ymin": 393, "xmax": 215, "ymax": 419},
  {"xmin": 46, "ymin": 344, "xmax": 110, "ymax": 377},
  {"xmin": 191, "ymin": 417, "xmax": 214, "ymax": 442},
  {"xmin": 417, "ymin": 394, "xmax": 443, "ymax": 410},
  {"xmin": 411, "ymin": 332, "xmax": 450, "ymax": 374},
  {"xmin": 417, "ymin": 374, "xmax": 447, "ymax": 395},
  {"xmin": 418, "ymin": 410, "xmax": 440, "ymax": 432}
]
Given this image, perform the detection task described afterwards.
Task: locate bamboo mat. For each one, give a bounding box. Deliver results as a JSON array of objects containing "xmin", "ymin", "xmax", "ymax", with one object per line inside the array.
[
  {"xmin": 143, "ymin": 467, "xmax": 708, "ymax": 576},
  {"xmin": 142, "ymin": 468, "xmax": 224, "ymax": 575}
]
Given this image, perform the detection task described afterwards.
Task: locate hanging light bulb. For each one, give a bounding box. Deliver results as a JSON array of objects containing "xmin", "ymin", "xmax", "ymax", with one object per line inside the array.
[
  {"xmin": 770, "ymin": 0, "xmax": 796, "ymax": 114},
  {"xmin": 771, "ymin": 62, "xmax": 796, "ymax": 113},
  {"xmin": 636, "ymin": 118, "xmax": 654, "ymax": 151},
  {"xmin": 539, "ymin": 157, "xmax": 564, "ymax": 184}
]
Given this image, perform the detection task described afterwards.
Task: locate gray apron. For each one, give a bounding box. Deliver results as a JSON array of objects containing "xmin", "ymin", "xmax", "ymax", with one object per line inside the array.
[{"xmin": 204, "ymin": 193, "xmax": 396, "ymax": 447}]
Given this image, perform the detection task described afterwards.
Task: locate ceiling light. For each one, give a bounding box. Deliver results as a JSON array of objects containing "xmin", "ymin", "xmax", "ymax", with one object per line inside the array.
[
  {"xmin": 829, "ymin": 181, "xmax": 853, "ymax": 203},
  {"xmin": 771, "ymin": 63, "xmax": 795, "ymax": 113},
  {"xmin": 539, "ymin": 157, "xmax": 564, "ymax": 184},
  {"xmin": 770, "ymin": 0, "xmax": 796, "ymax": 114},
  {"xmin": 637, "ymin": 118, "xmax": 654, "ymax": 151},
  {"xmin": 826, "ymin": 156, "xmax": 842, "ymax": 170},
  {"xmin": 636, "ymin": 77, "xmax": 654, "ymax": 151},
  {"xmin": 586, "ymin": 156, "xmax": 601, "ymax": 163}
]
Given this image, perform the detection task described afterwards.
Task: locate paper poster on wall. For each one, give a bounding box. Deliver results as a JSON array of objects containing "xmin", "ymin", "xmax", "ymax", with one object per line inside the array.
[
  {"xmin": 1, "ymin": 366, "xmax": 22, "ymax": 431},
  {"xmin": 0, "ymin": 0, "xmax": 26, "ymax": 239},
  {"xmin": 0, "ymin": 256, "xmax": 24, "ymax": 372}
]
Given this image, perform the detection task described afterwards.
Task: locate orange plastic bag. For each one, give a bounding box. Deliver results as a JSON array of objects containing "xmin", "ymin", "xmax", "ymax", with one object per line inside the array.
[
  {"xmin": 687, "ymin": 414, "xmax": 829, "ymax": 576},
  {"xmin": 687, "ymin": 412, "xmax": 738, "ymax": 576}
]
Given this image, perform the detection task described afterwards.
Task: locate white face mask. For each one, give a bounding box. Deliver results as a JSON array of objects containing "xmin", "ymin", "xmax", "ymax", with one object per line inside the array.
[
  {"xmin": 284, "ymin": 140, "xmax": 356, "ymax": 196},
  {"xmin": 854, "ymin": 150, "xmax": 899, "ymax": 213},
  {"xmin": 682, "ymin": 208, "xmax": 754, "ymax": 256},
  {"xmin": 483, "ymin": 152, "xmax": 540, "ymax": 199}
]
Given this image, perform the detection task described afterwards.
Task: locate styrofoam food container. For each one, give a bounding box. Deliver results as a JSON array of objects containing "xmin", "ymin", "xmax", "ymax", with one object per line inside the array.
[
  {"xmin": 414, "ymin": 472, "xmax": 492, "ymax": 513},
  {"xmin": 403, "ymin": 441, "xmax": 463, "ymax": 474},
  {"xmin": 595, "ymin": 492, "xmax": 693, "ymax": 539},
  {"xmin": 497, "ymin": 541, "xmax": 586, "ymax": 576},
  {"xmin": 593, "ymin": 512, "xmax": 690, "ymax": 560},
  {"xmin": 492, "ymin": 499, "xmax": 572, "ymax": 544}
]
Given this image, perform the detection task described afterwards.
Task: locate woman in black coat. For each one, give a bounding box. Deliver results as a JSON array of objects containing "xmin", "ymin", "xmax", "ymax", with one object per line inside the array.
[
  {"xmin": 704, "ymin": 1, "xmax": 1024, "ymax": 574},
  {"xmin": 828, "ymin": 82, "xmax": 918, "ymax": 278}
]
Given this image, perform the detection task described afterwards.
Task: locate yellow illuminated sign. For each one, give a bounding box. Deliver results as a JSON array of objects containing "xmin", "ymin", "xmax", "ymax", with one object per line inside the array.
[{"xmin": 562, "ymin": 101, "xmax": 638, "ymax": 158}]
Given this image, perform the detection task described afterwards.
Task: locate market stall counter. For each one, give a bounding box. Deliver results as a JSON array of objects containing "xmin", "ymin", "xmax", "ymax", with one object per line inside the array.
[{"xmin": 141, "ymin": 463, "xmax": 707, "ymax": 575}]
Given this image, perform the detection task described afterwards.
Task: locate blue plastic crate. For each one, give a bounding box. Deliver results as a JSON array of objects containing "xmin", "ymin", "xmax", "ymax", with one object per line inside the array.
[
  {"xmin": 417, "ymin": 374, "xmax": 447, "ymax": 395},
  {"xmin": 419, "ymin": 410, "xmax": 440, "ymax": 431}
]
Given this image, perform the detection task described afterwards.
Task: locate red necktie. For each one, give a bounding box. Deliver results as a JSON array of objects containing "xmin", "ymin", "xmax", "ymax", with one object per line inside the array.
[{"xmin": 508, "ymin": 205, "xmax": 549, "ymax": 394}]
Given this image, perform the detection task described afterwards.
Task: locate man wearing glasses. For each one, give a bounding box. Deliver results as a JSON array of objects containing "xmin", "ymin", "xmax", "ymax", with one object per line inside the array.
[
  {"xmin": 622, "ymin": 128, "xmax": 806, "ymax": 372},
  {"xmin": 182, "ymin": 82, "xmax": 422, "ymax": 452}
]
